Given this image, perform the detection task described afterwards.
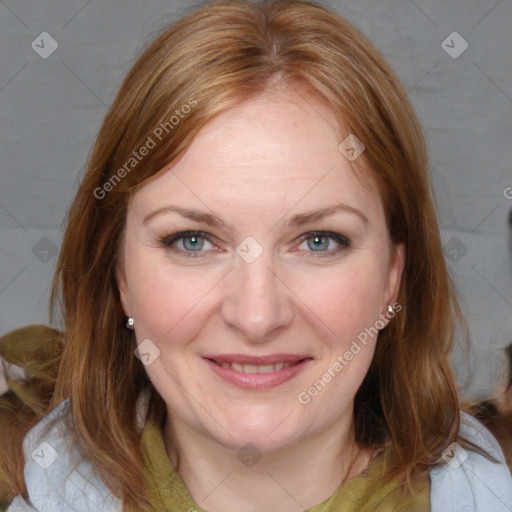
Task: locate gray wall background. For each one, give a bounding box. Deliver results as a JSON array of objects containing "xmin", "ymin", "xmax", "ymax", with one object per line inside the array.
[{"xmin": 0, "ymin": 0, "xmax": 511, "ymax": 401}]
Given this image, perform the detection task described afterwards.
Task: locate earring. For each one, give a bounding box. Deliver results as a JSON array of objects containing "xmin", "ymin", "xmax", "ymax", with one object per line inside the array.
[
  {"xmin": 387, "ymin": 305, "xmax": 394, "ymax": 315},
  {"xmin": 126, "ymin": 317, "xmax": 135, "ymax": 330}
]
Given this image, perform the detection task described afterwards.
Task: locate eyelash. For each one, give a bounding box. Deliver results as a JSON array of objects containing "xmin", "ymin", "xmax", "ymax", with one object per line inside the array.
[{"xmin": 158, "ymin": 230, "xmax": 351, "ymax": 259}]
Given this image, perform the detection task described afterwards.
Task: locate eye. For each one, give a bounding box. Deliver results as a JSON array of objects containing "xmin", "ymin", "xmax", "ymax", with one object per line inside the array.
[
  {"xmin": 158, "ymin": 230, "xmax": 351, "ymax": 259},
  {"xmin": 159, "ymin": 230, "xmax": 216, "ymax": 258},
  {"xmin": 295, "ymin": 231, "xmax": 351, "ymax": 258}
]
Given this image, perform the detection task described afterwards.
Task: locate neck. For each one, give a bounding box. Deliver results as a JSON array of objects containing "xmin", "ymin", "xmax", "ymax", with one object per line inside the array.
[{"xmin": 162, "ymin": 409, "xmax": 372, "ymax": 512}]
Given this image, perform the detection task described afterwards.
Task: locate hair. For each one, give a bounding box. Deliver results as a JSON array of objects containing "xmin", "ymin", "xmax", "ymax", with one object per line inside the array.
[{"xmin": 0, "ymin": 0, "xmax": 500, "ymax": 510}]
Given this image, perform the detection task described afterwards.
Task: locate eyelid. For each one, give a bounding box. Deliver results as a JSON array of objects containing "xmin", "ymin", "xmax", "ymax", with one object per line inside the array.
[
  {"xmin": 159, "ymin": 230, "xmax": 213, "ymax": 247},
  {"xmin": 296, "ymin": 231, "xmax": 350, "ymax": 246},
  {"xmin": 294, "ymin": 231, "xmax": 351, "ymax": 258},
  {"xmin": 159, "ymin": 230, "xmax": 217, "ymax": 258}
]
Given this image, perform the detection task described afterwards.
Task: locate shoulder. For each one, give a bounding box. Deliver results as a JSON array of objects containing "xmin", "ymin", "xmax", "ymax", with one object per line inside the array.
[
  {"xmin": 7, "ymin": 400, "xmax": 122, "ymax": 512},
  {"xmin": 429, "ymin": 410, "xmax": 512, "ymax": 512}
]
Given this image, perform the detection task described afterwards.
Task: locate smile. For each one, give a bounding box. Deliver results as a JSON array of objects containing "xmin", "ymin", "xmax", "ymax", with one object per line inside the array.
[
  {"xmin": 203, "ymin": 354, "xmax": 313, "ymax": 390},
  {"xmin": 212, "ymin": 360, "xmax": 297, "ymax": 373}
]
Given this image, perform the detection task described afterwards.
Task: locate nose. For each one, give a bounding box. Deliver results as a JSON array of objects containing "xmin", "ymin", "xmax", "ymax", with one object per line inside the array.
[{"xmin": 221, "ymin": 249, "xmax": 294, "ymax": 344}]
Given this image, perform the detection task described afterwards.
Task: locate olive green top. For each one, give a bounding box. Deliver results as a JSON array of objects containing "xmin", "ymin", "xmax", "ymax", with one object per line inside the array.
[{"xmin": 140, "ymin": 412, "xmax": 430, "ymax": 512}]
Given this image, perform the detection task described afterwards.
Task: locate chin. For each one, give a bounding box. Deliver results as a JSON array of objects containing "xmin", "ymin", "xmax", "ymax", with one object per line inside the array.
[{"xmin": 207, "ymin": 407, "xmax": 304, "ymax": 452}]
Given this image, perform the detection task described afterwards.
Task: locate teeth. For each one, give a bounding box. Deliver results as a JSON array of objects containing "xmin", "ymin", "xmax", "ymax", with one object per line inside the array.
[
  {"xmin": 232, "ymin": 362, "xmax": 245, "ymax": 372},
  {"xmin": 254, "ymin": 364, "xmax": 275, "ymax": 373},
  {"xmin": 217, "ymin": 361, "xmax": 295, "ymax": 373}
]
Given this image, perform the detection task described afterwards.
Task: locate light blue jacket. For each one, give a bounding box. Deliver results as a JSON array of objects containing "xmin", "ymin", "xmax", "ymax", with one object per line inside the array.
[{"xmin": 6, "ymin": 400, "xmax": 512, "ymax": 511}]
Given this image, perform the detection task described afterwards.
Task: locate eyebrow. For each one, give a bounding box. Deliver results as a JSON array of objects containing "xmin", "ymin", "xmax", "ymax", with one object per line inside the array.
[{"xmin": 142, "ymin": 203, "xmax": 369, "ymax": 229}]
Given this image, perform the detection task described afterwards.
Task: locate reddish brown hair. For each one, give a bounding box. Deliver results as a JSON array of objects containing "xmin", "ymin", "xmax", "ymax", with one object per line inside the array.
[{"xmin": 1, "ymin": 0, "xmax": 497, "ymax": 509}]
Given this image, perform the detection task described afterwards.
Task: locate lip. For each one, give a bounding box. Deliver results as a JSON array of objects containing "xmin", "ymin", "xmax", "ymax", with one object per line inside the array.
[
  {"xmin": 203, "ymin": 354, "xmax": 313, "ymax": 390},
  {"xmin": 203, "ymin": 353, "xmax": 309, "ymax": 365}
]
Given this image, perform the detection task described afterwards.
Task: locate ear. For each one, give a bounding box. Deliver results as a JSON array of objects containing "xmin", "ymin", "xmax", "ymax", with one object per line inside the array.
[
  {"xmin": 384, "ymin": 242, "xmax": 405, "ymax": 308},
  {"xmin": 116, "ymin": 258, "xmax": 131, "ymax": 316}
]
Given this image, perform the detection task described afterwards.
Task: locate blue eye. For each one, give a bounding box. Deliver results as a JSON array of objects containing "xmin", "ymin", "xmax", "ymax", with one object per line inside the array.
[
  {"xmin": 159, "ymin": 230, "xmax": 213, "ymax": 258},
  {"xmin": 159, "ymin": 230, "xmax": 350, "ymax": 259},
  {"xmin": 297, "ymin": 231, "xmax": 351, "ymax": 258}
]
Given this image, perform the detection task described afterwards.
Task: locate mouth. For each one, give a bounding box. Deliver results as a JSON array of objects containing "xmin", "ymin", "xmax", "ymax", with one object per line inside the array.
[
  {"xmin": 210, "ymin": 360, "xmax": 300, "ymax": 373},
  {"xmin": 202, "ymin": 354, "xmax": 313, "ymax": 390}
]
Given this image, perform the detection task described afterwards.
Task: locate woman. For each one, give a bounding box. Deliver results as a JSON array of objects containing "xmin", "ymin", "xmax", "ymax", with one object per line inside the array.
[{"xmin": 1, "ymin": 0, "xmax": 512, "ymax": 510}]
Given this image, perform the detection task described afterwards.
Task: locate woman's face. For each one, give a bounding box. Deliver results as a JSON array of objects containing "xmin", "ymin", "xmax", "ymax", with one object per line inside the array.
[{"xmin": 117, "ymin": 90, "xmax": 404, "ymax": 452}]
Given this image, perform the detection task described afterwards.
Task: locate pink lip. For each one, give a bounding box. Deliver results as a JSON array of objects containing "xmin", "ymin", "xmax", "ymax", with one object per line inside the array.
[
  {"xmin": 203, "ymin": 354, "xmax": 313, "ymax": 390},
  {"xmin": 203, "ymin": 353, "xmax": 309, "ymax": 365}
]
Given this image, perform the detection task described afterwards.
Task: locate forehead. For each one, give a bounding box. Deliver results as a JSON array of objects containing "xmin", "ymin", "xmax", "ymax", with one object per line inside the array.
[{"xmin": 130, "ymin": 92, "xmax": 383, "ymax": 225}]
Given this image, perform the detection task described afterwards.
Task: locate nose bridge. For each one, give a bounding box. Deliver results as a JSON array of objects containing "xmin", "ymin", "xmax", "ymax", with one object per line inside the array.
[{"xmin": 221, "ymin": 245, "xmax": 293, "ymax": 342}]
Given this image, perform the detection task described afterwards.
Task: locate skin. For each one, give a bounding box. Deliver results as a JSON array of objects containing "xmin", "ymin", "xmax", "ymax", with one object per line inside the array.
[{"xmin": 117, "ymin": 88, "xmax": 405, "ymax": 512}]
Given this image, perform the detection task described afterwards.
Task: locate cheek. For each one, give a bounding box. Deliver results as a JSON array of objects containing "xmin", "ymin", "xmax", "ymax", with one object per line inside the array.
[
  {"xmin": 293, "ymin": 259, "xmax": 386, "ymax": 343},
  {"xmin": 124, "ymin": 249, "xmax": 219, "ymax": 343}
]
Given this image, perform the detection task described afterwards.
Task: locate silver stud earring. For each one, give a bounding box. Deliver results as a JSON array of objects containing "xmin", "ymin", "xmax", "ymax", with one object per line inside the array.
[
  {"xmin": 387, "ymin": 305, "xmax": 394, "ymax": 315},
  {"xmin": 126, "ymin": 317, "xmax": 135, "ymax": 330}
]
